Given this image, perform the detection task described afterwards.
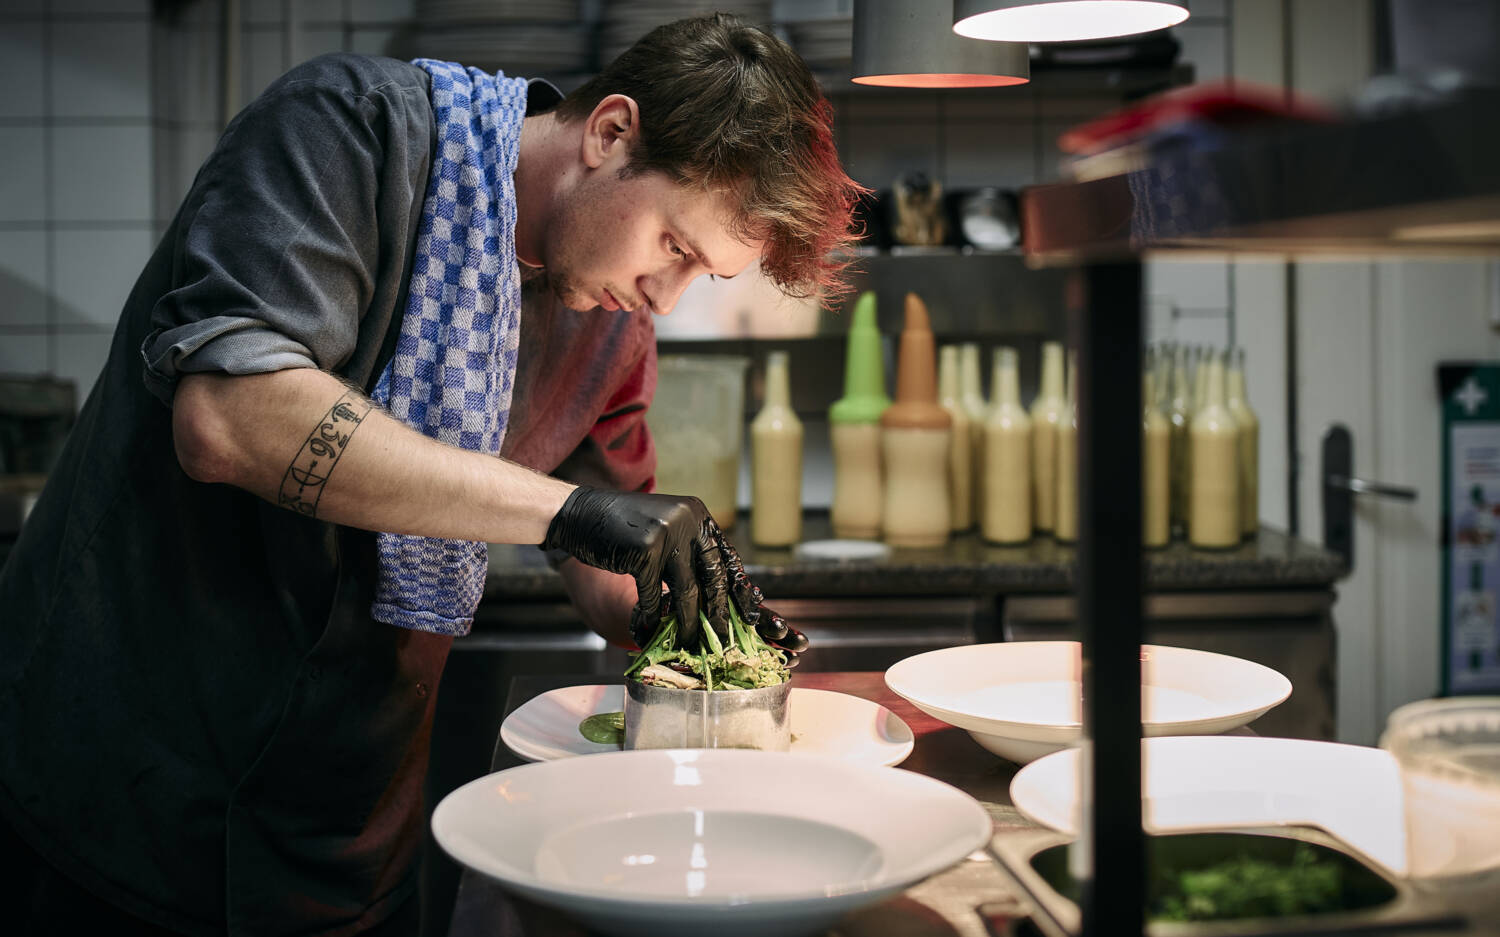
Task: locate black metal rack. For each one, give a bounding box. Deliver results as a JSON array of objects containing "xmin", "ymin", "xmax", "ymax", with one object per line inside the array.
[{"xmin": 1018, "ymin": 88, "xmax": 1500, "ymax": 936}]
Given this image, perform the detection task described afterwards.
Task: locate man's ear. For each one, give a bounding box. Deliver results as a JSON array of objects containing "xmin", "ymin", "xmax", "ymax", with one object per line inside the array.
[{"xmin": 581, "ymin": 94, "xmax": 640, "ymax": 170}]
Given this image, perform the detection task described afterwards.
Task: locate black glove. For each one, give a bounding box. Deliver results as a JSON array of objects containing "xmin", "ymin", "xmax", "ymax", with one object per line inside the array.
[
  {"xmin": 726, "ymin": 568, "xmax": 809, "ymax": 668},
  {"xmin": 543, "ymin": 487, "xmax": 737, "ymax": 649}
]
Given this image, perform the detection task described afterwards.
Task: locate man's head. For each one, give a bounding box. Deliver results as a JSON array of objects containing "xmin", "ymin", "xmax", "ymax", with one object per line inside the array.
[{"xmin": 528, "ymin": 13, "xmax": 864, "ymax": 315}]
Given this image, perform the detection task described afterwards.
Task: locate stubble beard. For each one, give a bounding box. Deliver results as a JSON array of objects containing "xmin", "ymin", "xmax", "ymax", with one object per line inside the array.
[
  {"xmin": 555, "ymin": 274, "xmax": 598, "ymax": 313},
  {"xmin": 526, "ymin": 264, "xmax": 596, "ymax": 313}
]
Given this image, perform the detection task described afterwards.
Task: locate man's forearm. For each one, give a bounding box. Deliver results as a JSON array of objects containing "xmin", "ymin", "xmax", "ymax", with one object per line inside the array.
[{"xmin": 173, "ymin": 368, "xmax": 575, "ymax": 544}]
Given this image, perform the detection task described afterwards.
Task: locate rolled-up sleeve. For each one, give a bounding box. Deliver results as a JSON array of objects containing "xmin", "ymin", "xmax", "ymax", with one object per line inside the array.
[{"xmin": 141, "ymin": 58, "xmax": 389, "ymax": 406}]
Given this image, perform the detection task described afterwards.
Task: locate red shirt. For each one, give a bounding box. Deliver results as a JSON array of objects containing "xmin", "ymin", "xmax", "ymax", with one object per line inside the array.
[{"xmin": 502, "ymin": 279, "xmax": 657, "ymax": 494}]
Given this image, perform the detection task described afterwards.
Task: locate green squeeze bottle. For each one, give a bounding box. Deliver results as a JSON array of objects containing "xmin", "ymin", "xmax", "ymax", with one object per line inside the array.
[{"xmin": 830, "ymin": 292, "xmax": 891, "ymax": 539}]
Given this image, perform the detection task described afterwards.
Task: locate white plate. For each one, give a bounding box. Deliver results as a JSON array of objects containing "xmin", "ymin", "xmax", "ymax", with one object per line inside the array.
[
  {"xmin": 794, "ymin": 539, "xmax": 891, "ymax": 561},
  {"xmin": 501, "ymin": 684, "xmax": 914, "ymax": 767},
  {"xmin": 1010, "ymin": 735, "xmax": 1409, "ymax": 876},
  {"xmin": 432, "ymin": 749, "xmax": 992, "ymax": 937},
  {"xmin": 885, "ymin": 641, "xmax": 1292, "ymax": 763}
]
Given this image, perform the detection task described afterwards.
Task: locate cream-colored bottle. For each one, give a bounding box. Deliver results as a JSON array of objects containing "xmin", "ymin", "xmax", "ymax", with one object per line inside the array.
[
  {"xmin": 982, "ymin": 346, "xmax": 1032, "ymax": 544},
  {"xmin": 1189, "ymin": 353, "xmax": 1241, "ymax": 549},
  {"xmin": 1055, "ymin": 351, "xmax": 1079, "ymax": 543},
  {"xmin": 830, "ymin": 292, "xmax": 890, "ymax": 539},
  {"xmin": 938, "ymin": 345, "xmax": 974, "ymax": 532},
  {"xmin": 1168, "ymin": 343, "xmax": 1193, "ymax": 539},
  {"xmin": 882, "ymin": 293, "xmax": 953, "ymax": 548},
  {"xmin": 1142, "ymin": 366, "xmax": 1171, "ymax": 549},
  {"xmin": 959, "ymin": 342, "xmax": 987, "ymax": 521},
  {"xmin": 1192, "ymin": 345, "xmax": 1209, "ymax": 415},
  {"xmin": 1226, "ymin": 347, "xmax": 1259, "ymax": 539},
  {"xmin": 750, "ymin": 350, "xmax": 803, "ymax": 548},
  {"xmin": 1029, "ymin": 341, "xmax": 1066, "ymax": 535}
]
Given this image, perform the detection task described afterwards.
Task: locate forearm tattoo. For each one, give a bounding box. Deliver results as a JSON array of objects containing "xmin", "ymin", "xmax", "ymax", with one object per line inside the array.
[{"xmin": 278, "ymin": 392, "xmax": 371, "ymax": 517}]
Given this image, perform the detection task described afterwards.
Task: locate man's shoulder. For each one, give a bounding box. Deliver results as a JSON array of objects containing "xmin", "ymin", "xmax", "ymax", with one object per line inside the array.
[{"xmin": 266, "ymin": 52, "xmax": 430, "ymax": 106}]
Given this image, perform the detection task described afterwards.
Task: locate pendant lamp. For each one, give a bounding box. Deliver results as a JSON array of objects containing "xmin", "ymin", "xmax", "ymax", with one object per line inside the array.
[
  {"xmin": 953, "ymin": 0, "xmax": 1188, "ymax": 43},
  {"xmin": 853, "ymin": 0, "xmax": 1030, "ymax": 88}
]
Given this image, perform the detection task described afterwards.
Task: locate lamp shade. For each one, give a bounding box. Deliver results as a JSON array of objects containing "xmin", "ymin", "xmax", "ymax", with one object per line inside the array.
[
  {"xmin": 853, "ymin": 0, "xmax": 1029, "ymax": 88},
  {"xmin": 953, "ymin": 0, "xmax": 1188, "ymax": 42}
]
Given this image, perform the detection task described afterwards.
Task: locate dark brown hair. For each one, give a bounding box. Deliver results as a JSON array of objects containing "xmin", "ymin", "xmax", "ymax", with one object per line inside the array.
[{"xmin": 556, "ymin": 14, "xmax": 866, "ymax": 302}]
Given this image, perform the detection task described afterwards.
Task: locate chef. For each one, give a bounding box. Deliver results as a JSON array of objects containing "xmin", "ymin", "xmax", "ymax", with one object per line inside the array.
[{"xmin": 0, "ymin": 13, "xmax": 858, "ymax": 936}]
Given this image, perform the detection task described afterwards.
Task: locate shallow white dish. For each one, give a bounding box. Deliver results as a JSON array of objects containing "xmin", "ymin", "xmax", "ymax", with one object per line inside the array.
[
  {"xmin": 884, "ymin": 641, "xmax": 1292, "ymax": 763},
  {"xmin": 501, "ymin": 684, "xmax": 915, "ymax": 767},
  {"xmin": 433, "ymin": 749, "xmax": 992, "ymax": 937},
  {"xmin": 1009, "ymin": 735, "xmax": 1409, "ymax": 876},
  {"xmin": 794, "ymin": 539, "xmax": 891, "ymax": 561}
]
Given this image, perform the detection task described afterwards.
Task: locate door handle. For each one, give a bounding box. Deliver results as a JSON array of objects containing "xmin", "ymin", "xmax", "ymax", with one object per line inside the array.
[
  {"xmin": 1321, "ymin": 424, "xmax": 1418, "ymax": 572},
  {"xmin": 1325, "ymin": 474, "xmax": 1418, "ymax": 501}
]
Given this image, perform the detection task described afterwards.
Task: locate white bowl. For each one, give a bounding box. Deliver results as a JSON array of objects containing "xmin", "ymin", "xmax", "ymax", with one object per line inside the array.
[
  {"xmin": 431, "ymin": 749, "xmax": 992, "ymax": 937},
  {"xmin": 884, "ymin": 641, "xmax": 1291, "ymax": 763},
  {"xmin": 1009, "ymin": 735, "xmax": 1409, "ymax": 876}
]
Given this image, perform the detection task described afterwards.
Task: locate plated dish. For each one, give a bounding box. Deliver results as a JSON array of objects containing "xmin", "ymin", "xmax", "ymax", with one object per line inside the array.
[
  {"xmin": 432, "ymin": 749, "xmax": 991, "ymax": 937},
  {"xmin": 885, "ymin": 641, "xmax": 1292, "ymax": 763},
  {"xmin": 1009, "ymin": 735, "xmax": 1409, "ymax": 876},
  {"xmin": 501, "ymin": 684, "xmax": 915, "ymax": 767}
]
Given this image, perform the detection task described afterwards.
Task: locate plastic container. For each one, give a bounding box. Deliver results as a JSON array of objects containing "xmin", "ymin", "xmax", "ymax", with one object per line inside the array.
[
  {"xmin": 647, "ymin": 355, "xmax": 749, "ymax": 530},
  {"xmin": 1380, "ymin": 697, "xmax": 1500, "ymax": 879}
]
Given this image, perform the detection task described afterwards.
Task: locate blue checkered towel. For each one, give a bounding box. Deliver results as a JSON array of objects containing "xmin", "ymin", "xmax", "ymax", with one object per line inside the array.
[{"xmin": 368, "ymin": 61, "xmax": 529, "ymax": 636}]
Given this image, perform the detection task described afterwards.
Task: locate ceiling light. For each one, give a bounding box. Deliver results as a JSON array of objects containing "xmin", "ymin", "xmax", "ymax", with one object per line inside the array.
[
  {"xmin": 953, "ymin": 0, "xmax": 1189, "ymax": 43},
  {"xmin": 853, "ymin": 0, "xmax": 1030, "ymax": 88}
]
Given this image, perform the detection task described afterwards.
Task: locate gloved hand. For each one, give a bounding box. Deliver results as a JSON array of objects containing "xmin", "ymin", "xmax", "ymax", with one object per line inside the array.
[
  {"xmin": 726, "ymin": 568, "xmax": 809, "ymax": 668},
  {"xmin": 542, "ymin": 487, "xmax": 738, "ymax": 649}
]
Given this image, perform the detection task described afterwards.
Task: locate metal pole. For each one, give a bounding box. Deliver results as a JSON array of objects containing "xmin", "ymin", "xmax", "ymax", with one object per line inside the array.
[{"xmin": 1073, "ymin": 261, "xmax": 1145, "ymax": 937}]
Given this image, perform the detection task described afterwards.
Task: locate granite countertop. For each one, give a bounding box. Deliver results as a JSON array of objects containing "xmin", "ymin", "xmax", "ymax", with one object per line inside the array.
[{"xmin": 485, "ymin": 513, "xmax": 1346, "ymax": 601}]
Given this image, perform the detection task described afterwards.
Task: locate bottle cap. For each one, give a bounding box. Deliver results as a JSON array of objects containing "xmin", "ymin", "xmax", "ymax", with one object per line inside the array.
[
  {"xmin": 829, "ymin": 291, "xmax": 891, "ymax": 425},
  {"xmin": 882, "ymin": 293, "xmax": 952, "ymax": 431}
]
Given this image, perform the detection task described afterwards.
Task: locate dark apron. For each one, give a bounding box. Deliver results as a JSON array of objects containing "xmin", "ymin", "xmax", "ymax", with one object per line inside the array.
[{"xmin": 0, "ymin": 216, "xmax": 448, "ymax": 936}]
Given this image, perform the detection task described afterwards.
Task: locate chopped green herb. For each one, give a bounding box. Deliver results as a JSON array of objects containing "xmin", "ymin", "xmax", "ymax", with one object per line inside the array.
[
  {"xmin": 1153, "ymin": 844, "xmax": 1345, "ymax": 922},
  {"xmin": 578, "ymin": 711, "xmax": 624, "ymax": 745},
  {"xmin": 624, "ymin": 603, "xmax": 789, "ymax": 691}
]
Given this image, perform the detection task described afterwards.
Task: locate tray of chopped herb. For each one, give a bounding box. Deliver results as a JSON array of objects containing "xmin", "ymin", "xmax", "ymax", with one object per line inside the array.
[{"xmin": 987, "ymin": 826, "xmax": 1468, "ymax": 937}]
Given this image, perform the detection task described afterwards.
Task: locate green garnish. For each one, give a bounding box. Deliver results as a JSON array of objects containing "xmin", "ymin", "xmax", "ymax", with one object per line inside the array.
[
  {"xmin": 624, "ymin": 601, "xmax": 789, "ymax": 690},
  {"xmin": 1152, "ymin": 844, "xmax": 1345, "ymax": 922},
  {"xmin": 578, "ymin": 711, "xmax": 624, "ymax": 745}
]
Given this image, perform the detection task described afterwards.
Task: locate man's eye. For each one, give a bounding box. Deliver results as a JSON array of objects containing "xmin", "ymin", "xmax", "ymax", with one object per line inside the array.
[{"xmin": 667, "ymin": 238, "xmax": 685, "ymax": 258}]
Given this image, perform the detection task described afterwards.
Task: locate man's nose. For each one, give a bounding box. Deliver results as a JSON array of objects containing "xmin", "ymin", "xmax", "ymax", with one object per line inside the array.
[{"xmin": 641, "ymin": 265, "xmax": 697, "ymax": 316}]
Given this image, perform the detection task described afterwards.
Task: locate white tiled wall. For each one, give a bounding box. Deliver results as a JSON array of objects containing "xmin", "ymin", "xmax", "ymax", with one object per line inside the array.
[
  {"xmin": 0, "ymin": 0, "xmax": 416, "ymax": 411},
  {"xmin": 0, "ymin": 2, "xmax": 153, "ymax": 400}
]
